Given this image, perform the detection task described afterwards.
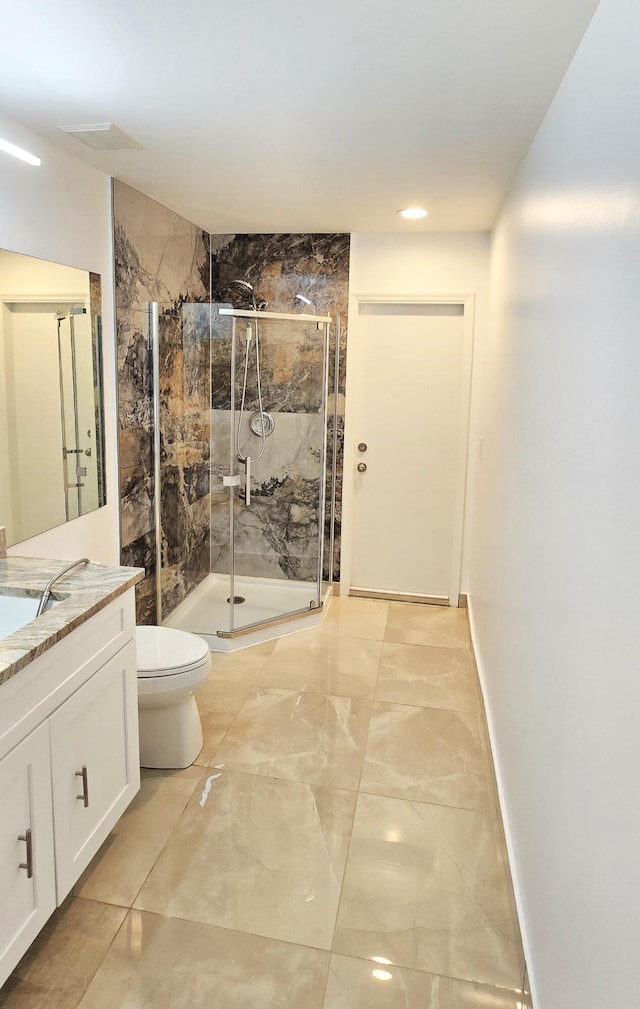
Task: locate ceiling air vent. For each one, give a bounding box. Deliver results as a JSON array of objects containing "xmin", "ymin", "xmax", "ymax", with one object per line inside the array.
[{"xmin": 58, "ymin": 123, "xmax": 142, "ymax": 152}]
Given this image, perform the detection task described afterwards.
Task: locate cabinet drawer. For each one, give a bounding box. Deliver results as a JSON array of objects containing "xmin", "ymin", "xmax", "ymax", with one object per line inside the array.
[
  {"xmin": 49, "ymin": 639, "xmax": 139, "ymax": 901},
  {"xmin": 0, "ymin": 722, "xmax": 56, "ymax": 986}
]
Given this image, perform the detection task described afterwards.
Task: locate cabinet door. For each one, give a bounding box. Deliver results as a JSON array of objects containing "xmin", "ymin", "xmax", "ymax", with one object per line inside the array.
[
  {"xmin": 0, "ymin": 722, "xmax": 56, "ymax": 988},
  {"xmin": 49, "ymin": 640, "xmax": 140, "ymax": 901}
]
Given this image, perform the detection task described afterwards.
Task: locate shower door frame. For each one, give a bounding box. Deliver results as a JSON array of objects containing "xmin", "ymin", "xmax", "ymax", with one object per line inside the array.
[{"xmin": 217, "ymin": 307, "xmax": 332, "ymax": 638}]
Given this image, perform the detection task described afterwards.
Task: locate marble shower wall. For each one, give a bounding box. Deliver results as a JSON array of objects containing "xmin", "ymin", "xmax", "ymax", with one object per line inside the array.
[
  {"xmin": 211, "ymin": 234, "xmax": 350, "ymax": 582},
  {"xmin": 114, "ymin": 181, "xmax": 210, "ymax": 624},
  {"xmin": 210, "ymin": 311, "xmax": 328, "ymax": 581}
]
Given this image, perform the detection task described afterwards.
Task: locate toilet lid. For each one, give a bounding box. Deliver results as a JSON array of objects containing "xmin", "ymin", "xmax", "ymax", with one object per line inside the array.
[{"xmin": 136, "ymin": 625, "xmax": 210, "ymax": 677}]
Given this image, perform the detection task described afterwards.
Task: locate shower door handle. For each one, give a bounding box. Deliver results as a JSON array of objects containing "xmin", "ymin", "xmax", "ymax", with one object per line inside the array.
[{"xmin": 244, "ymin": 457, "xmax": 251, "ymax": 506}]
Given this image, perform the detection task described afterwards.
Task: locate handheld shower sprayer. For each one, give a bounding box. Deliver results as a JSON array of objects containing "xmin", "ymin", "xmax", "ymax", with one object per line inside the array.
[{"xmin": 231, "ymin": 280, "xmax": 269, "ymax": 505}]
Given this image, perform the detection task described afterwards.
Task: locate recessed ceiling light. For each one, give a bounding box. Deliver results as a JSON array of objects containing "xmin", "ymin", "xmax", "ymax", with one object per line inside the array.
[
  {"xmin": 0, "ymin": 137, "xmax": 40, "ymax": 167},
  {"xmin": 397, "ymin": 207, "xmax": 428, "ymax": 219}
]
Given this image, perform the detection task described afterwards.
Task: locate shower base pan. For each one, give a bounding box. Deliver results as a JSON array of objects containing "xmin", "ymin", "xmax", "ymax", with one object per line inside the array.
[{"xmin": 162, "ymin": 573, "xmax": 332, "ymax": 651}]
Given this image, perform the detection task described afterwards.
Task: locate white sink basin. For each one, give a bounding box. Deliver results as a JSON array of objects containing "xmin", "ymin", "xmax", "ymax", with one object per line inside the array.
[{"xmin": 0, "ymin": 594, "xmax": 59, "ymax": 640}]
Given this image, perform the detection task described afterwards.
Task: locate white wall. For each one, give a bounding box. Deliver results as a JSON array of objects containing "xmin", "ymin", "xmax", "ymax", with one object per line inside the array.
[
  {"xmin": 0, "ymin": 112, "xmax": 118, "ymax": 564},
  {"xmin": 469, "ymin": 0, "xmax": 640, "ymax": 1005},
  {"xmin": 346, "ymin": 233, "xmax": 490, "ymax": 591}
]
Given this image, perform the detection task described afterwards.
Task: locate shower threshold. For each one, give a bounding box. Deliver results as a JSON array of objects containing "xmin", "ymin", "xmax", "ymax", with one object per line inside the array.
[{"xmin": 162, "ymin": 573, "xmax": 332, "ymax": 651}]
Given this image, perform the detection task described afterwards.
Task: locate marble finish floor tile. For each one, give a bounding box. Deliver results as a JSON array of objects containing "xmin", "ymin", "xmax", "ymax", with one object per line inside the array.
[
  {"xmin": 361, "ymin": 701, "xmax": 494, "ymax": 811},
  {"xmin": 257, "ymin": 627, "xmax": 382, "ymax": 699},
  {"xmin": 333, "ymin": 793, "xmax": 521, "ymax": 989},
  {"xmin": 74, "ymin": 767, "xmax": 202, "ymax": 907},
  {"xmin": 2, "ymin": 897, "xmax": 127, "ymax": 1009},
  {"xmin": 323, "ymin": 597, "xmax": 389, "ymax": 640},
  {"xmin": 134, "ymin": 770, "xmax": 356, "ymax": 949},
  {"xmin": 213, "ymin": 688, "xmax": 372, "ymax": 789},
  {"xmin": 194, "ymin": 677, "xmax": 253, "ymax": 765},
  {"xmin": 78, "ymin": 909, "xmax": 330, "ymax": 1009},
  {"xmin": 209, "ymin": 638, "xmax": 277, "ymax": 684},
  {"xmin": 385, "ymin": 603, "xmax": 471, "ymax": 649},
  {"xmin": 375, "ymin": 642, "xmax": 480, "ymax": 712},
  {"xmin": 323, "ymin": 954, "xmax": 525, "ymax": 1008}
]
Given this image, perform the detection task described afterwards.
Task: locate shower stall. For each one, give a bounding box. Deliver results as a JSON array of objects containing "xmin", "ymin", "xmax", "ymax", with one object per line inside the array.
[{"xmin": 147, "ymin": 298, "xmax": 334, "ymax": 649}]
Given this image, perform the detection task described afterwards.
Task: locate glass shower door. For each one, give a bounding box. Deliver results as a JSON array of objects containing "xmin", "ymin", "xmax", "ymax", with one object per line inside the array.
[{"xmin": 219, "ymin": 309, "xmax": 330, "ymax": 635}]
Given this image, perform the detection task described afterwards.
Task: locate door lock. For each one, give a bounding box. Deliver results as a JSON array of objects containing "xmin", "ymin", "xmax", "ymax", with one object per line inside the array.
[
  {"xmin": 357, "ymin": 442, "xmax": 367, "ymax": 453},
  {"xmin": 357, "ymin": 462, "xmax": 367, "ymax": 473}
]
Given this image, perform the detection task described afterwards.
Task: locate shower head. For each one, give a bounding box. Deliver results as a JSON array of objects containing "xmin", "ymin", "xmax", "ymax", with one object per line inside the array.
[{"xmin": 225, "ymin": 279, "xmax": 269, "ymax": 312}]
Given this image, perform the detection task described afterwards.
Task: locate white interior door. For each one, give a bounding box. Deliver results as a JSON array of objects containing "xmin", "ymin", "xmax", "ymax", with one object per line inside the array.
[{"xmin": 349, "ymin": 301, "xmax": 471, "ymax": 603}]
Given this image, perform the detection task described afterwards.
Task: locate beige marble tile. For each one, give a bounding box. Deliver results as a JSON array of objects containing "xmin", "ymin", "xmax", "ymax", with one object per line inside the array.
[
  {"xmin": 257, "ymin": 627, "xmax": 382, "ymax": 698},
  {"xmin": 385, "ymin": 603, "xmax": 470, "ymax": 648},
  {"xmin": 209, "ymin": 638, "xmax": 277, "ymax": 684},
  {"xmin": 74, "ymin": 766, "xmax": 202, "ymax": 906},
  {"xmin": 213, "ymin": 688, "xmax": 372, "ymax": 789},
  {"xmin": 78, "ymin": 909, "xmax": 329, "ymax": 1009},
  {"xmin": 194, "ymin": 676, "xmax": 253, "ymax": 765},
  {"xmin": 134, "ymin": 770, "xmax": 356, "ymax": 949},
  {"xmin": 333, "ymin": 794, "xmax": 521, "ymax": 989},
  {"xmin": 323, "ymin": 597, "xmax": 389, "ymax": 640},
  {"xmin": 2, "ymin": 897, "xmax": 126, "ymax": 1009},
  {"xmin": 324, "ymin": 954, "xmax": 525, "ymax": 1008},
  {"xmin": 361, "ymin": 702, "xmax": 494, "ymax": 811},
  {"xmin": 375, "ymin": 642, "xmax": 480, "ymax": 711}
]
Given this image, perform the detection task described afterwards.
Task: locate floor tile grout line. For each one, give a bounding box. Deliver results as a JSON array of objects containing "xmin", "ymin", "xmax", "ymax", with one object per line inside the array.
[
  {"xmin": 327, "ymin": 641, "xmax": 384, "ymax": 953},
  {"xmin": 71, "ymin": 896, "xmax": 131, "ymax": 1008},
  {"xmin": 325, "ymin": 947, "xmax": 529, "ymax": 995},
  {"xmin": 125, "ymin": 771, "xmax": 204, "ymax": 909},
  {"xmin": 199, "ymin": 652, "xmax": 273, "ymax": 766}
]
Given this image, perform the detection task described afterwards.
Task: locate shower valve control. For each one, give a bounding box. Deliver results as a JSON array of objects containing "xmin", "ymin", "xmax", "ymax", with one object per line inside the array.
[
  {"xmin": 357, "ymin": 462, "xmax": 367, "ymax": 473},
  {"xmin": 357, "ymin": 442, "xmax": 367, "ymax": 453}
]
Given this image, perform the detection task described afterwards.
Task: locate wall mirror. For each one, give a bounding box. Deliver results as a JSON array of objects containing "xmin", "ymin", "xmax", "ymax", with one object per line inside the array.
[{"xmin": 0, "ymin": 249, "xmax": 106, "ymax": 546}]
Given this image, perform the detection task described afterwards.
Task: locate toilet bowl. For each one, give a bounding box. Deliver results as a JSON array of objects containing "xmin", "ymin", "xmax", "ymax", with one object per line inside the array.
[{"xmin": 136, "ymin": 625, "xmax": 211, "ymax": 769}]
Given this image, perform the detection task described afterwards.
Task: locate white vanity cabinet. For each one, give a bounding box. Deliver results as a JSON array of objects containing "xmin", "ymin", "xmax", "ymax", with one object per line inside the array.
[
  {"xmin": 50, "ymin": 638, "xmax": 138, "ymax": 899},
  {"xmin": 0, "ymin": 723, "xmax": 56, "ymax": 984},
  {"xmin": 0, "ymin": 588, "xmax": 139, "ymax": 988}
]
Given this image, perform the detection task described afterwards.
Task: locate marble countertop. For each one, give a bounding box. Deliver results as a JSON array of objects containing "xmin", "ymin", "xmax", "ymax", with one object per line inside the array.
[{"xmin": 0, "ymin": 555, "xmax": 144, "ymax": 686}]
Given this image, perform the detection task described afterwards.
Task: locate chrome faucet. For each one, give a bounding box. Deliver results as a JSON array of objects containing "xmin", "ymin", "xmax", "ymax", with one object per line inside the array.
[{"xmin": 36, "ymin": 558, "xmax": 90, "ymax": 617}]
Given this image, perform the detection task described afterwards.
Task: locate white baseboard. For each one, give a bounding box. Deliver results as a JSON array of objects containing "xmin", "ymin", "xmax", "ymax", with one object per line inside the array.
[{"xmin": 467, "ymin": 594, "xmax": 537, "ymax": 1008}]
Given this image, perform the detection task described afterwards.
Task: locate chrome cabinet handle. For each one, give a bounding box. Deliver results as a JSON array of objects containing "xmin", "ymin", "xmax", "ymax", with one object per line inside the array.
[
  {"xmin": 357, "ymin": 462, "xmax": 367, "ymax": 473},
  {"xmin": 76, "ymin": 765, "xmax": 89, "ymax": 807},
  {"xmin": 18, "ymin": 828, "xmax": 33, "ymax": 878}
]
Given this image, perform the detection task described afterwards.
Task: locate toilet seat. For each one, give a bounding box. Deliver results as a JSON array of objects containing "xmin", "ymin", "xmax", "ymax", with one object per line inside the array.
[{"xmin": 136, "ymin": 625, "xmax": 210, "ymax": 678}]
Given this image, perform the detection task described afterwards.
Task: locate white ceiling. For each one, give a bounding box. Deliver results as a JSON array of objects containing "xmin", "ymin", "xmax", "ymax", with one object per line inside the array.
[{"xmin": 0, "ymin": 0, "xmax": 599, "ymax": 234}]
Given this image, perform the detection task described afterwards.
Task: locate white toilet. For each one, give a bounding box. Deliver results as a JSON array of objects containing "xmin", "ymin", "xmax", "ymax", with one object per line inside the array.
[{"xmin": 135, "ymin": 625, "xmax": 211, "ymax": 769}]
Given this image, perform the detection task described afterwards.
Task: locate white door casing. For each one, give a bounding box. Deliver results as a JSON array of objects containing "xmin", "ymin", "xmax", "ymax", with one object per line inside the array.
[{"xmin": 341, "ymin": 293, "xmax": 475, "ymax": 605}]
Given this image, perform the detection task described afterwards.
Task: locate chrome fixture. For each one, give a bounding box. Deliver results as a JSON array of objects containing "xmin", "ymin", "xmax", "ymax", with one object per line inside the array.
[
  {"xmin": 249, "ymin": 410, "xmax": 275, "ymax": 437},
  {"xmin": 357, "ymin": 462, "xmax": 367, "ymax": 473},
  {"xmin": 76, "ymin": 765, "xmax": 90, "ymax": 807},
  {"xmin": 295, "ymin": 293, "xmax": 312, "ymax": 306},
  {"xmin": 357, "ymin": 442, "xmax": 367, "ymax": 452},
  {"xmin": 36, "ymin": 557, "xmax": 90, "ymax": 617},
  {"xmin": 18, "ymin": 829, "xmax": 33, "ymax": 877},
  {"xmin": 226, "ymin": 279, "xmax": 268, "ymax": 312}
]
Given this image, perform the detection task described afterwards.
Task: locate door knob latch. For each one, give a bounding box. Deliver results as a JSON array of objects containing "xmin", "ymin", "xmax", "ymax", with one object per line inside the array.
[{"xmin": 357, "ymin": 462, "xmax": 367, "ymax": 473}]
